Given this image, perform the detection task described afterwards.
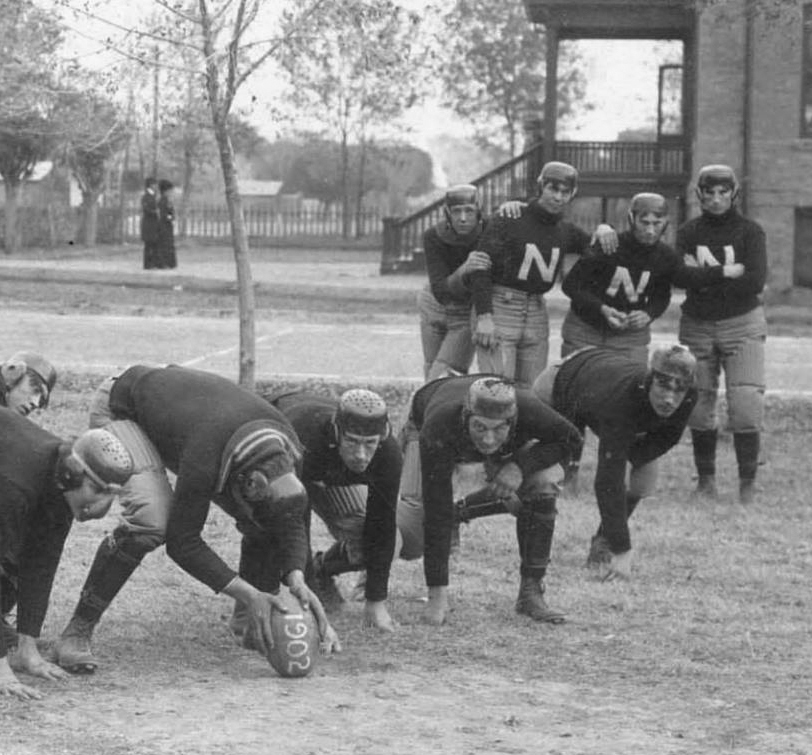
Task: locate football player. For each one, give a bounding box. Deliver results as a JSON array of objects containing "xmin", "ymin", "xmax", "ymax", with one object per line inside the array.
[
  {"xmin": 407, "ymin": 375, "xmax": 582, "ymax": 626},
  {"xmin": 54, "ymin": 365, "xmax": 340, "ymax": 674},
  {"xmin": 676, "ymin": 165, "xmax": 767, "ymax": 504},
  {"xmin": 533, "ymin": 344, "xmax": 698, "ymax": 581},
  {"xmin": 468, "ymin": 161, "xmax": 617, "ymax": 387},
  {"xmin": 0, "ymin": 352, "xmax": 57, "ymax": 417},
  {"xmin": 262, "ymin": 388, "xmax": 402, "ymax": 633},
  {"xmin": 0, "ymin": 413, "xmax": 133, "ymax": 700}
]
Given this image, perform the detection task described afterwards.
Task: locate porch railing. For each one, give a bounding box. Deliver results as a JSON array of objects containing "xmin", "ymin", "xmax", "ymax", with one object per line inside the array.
[{"xmin": 380, "ymin": 139, "xmax": 689, "ymax": 274}]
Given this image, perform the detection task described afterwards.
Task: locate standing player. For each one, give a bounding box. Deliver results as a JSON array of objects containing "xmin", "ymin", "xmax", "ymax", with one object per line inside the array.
[
  {"xmin": 409, "ymin": 375, "xmax": 582, "ymax": 626},
  {"xmin": 561, "ymin": 193, "xmax": 677, "ymax": 365},
  {"xmin": 469, "ymin": 161, "xmax": 616, "ymax": 387},
  {"xmin": 262, "ymin": 389, "xmax": 402, "ymax": 633},
  {"xmin": 0, "ymin": 412, "xmax": 133, "ymax": 700},
  {"xmin": 54, "ymin": 365, "xmax": 340, "ymax": 674},
  {"xmin": 420, "ymin": 184, "xmax": 491, "ymax": 380},
  {"xmin": 676, "ymin": 165, "xmax": 767, "ymax": 504},
  {"xmin": 0, "ymin": 352, "xmax": 57, "ymax": 417},
  {"xmin": 532, "ymin": 345, "xmax": 697, "ymax": 581}
]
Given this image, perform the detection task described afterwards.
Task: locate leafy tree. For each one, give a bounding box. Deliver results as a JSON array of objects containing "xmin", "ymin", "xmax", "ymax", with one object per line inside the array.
[
  {"xmin": 277, "ymin": 0, "xmax": 431, "ymax": 237},
  {"xmin": 436, "ymin": 0, "xmax": 589, "ymax": 157},
  {"xmin": 0, "ymin": 0, "xmax": 63, "ymax": 253},
  {"xmin": 58, "ymin": 89, "xmax": 132, "ymax": 246}
]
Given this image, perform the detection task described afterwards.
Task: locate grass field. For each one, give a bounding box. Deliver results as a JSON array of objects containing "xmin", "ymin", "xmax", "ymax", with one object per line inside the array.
[
  {"xmin": 3, "ymin": 374, "xmax": 811, "ymax": 755},
  {"xmin": 1, "ymin": 258, "xmax": 811, "ymax": 754}
]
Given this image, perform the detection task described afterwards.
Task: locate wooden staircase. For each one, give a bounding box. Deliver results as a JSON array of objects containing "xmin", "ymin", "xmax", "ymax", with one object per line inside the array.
[{"xmin": 380, "ymin": 138, "xmax": 690, "ymax": 274}]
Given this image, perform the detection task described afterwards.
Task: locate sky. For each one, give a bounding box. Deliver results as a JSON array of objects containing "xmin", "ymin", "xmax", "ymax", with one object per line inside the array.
[{"xmin": 51, "ymin": 1, "xmax": 684, "ymax": 166}]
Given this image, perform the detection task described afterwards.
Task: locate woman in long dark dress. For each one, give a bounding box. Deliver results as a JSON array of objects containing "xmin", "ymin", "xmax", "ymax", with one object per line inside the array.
[{"xmin": 156, "ymin": 179, "xmax": 177, "ymax": 269}]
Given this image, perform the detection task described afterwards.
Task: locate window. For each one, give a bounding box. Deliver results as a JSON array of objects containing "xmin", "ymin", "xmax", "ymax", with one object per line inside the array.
[{"xmin": 802, "ymin": 4, "xmax": 812, "ymax": 136}]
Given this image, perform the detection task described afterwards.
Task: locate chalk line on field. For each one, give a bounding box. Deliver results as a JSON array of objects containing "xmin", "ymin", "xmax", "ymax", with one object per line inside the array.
[{"xmin": 181, "ymin": 332, "xmax": 280, "ymax": 368}]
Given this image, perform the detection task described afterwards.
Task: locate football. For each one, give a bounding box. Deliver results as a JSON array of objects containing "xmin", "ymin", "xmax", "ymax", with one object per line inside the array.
[{"xmin": 266, "ymin": 589, "xmax": 320, "ymax": 678}]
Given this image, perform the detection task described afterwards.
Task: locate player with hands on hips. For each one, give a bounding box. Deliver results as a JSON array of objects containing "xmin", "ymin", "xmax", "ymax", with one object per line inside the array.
[
  {"xmin": 54, "ymin": 365, "xmax": 340, "ymax": 675},
  {"xmin": 675, "ymin": 164, "xmax": 767, "ymax": 505},
  {"xmin": 262, "ymin": 388, "xmax": 402, "ymax": 633},
  {"xmin": 0, "ymin": 412, "xmax": 133, "ymax": 700},
  {"xmin": 406, "ymin": 375, "xmax": 582, "ymax": 626}
]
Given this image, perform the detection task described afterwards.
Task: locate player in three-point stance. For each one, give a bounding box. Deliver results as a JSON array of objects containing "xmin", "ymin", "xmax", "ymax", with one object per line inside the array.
[
  {"xmin": 533, "ymin": 345, "xmax": 698, "ymax": 581},
  {"xmin": 406, "ymin": 375, "xmax": 582, "ymax": 626},
  {"xmin": 262, "ymin": 388, "xmax": 402, "ymax": 633},
  {"xmin": 0, "ymin": 411, "xmax": 133, "ymax": 700},
  {"xmin": 676, "ymin": 165, "xmax": 767, "ymax": 504},
  {"xmin": 54, "ymin": 365, "xmax": 340, "ymax": 674}
]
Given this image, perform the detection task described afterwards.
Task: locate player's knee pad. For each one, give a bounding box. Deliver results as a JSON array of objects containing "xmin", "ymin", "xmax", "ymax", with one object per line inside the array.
[
  {"xmin": 688, "ymin": 390, "xmax": 719, "ymax": 432},
  {"xmin": 726, "ymin": 384, "xmax": 764, "ymax": 432},
  {"xmin": 109, "ymin": 525, "xmax": 164, "ymax": 564},
  {"xmin": 521, "ymin": 465, "xmax": 563, "ymax": 500}
]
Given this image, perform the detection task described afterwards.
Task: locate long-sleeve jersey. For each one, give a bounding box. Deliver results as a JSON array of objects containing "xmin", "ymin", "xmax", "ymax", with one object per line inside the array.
[
  {"xmin": 470, "ymin": 203, "xmax": 591, "ymax": 315},
  {"xmin": 108, "ymin": 365, "xmax": 307, "ymax": 593},
  {"xmin": 410, "ymin": 375, "xmax": 583, "ymax": 587},
  {"xmin": 271, "ymin": 393, "xmax": 403, "ymax": 603},
  {"xmin": 675, "ymin": 208, "xmax": 767, "ymax": 321},
  {"xmin": 423, "ymin": 220, "xmax": 484, "ymax": 305},
  {"xmin": 562, "ymin": 231, "xmax": 678, "ymax": 332},
  {"xmin": 551, "ymin": 349, "xmax": 697, "ymax": 553},
  {"xmin": 0, "ymin": 409, "xmax": 72, "ymax": 659}
]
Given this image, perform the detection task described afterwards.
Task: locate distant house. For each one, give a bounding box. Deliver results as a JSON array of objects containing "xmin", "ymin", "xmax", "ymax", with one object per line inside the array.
[
  {"xmin": 0, "ymin": 161, "xmax": 76, "ymax": 208},
  {"xmin": 238, "ymin": 179, "xmax": 283, "ymax": 209}
]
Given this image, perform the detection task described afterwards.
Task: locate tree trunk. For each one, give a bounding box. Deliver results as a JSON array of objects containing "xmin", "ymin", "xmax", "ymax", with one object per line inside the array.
[
  {"xmin": 3, "ymin": 181, "xmax": 21, "ymax": 254},
  {"xmin": 354, "ymin": 138, "xmax": 367, "ymax": 238},
  {"xmin": 213, "ymin": 119, "xmax": 256, "ymax": 389},
  {"xmin": 340, "ymin": 129, "xmax": 351, "ymax": 239},
  {"xmin": 81, "ymin": 191, "xmax": 100, "ymax": 247}
]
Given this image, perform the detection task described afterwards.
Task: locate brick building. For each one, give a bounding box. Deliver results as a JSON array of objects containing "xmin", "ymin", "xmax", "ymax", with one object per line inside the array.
[{"xmin": 524, "ymin": 0, "xmax": 812, "ymax": 290}]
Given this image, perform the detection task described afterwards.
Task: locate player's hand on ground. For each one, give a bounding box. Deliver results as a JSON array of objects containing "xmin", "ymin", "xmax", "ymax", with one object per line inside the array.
[
  {"xmin": 11, "ymin": 637, "xmax": 69, "ymax": 682},
  {"xmin": 363, "ymin": 600, "xmax": 397, "ymax": 633},
  {"xmin": 496, "ymin": 200, "xmax": 527, "ymax": 219},
  {"xmin": 489, "ymin": 461, "xmax": 523, "ymax": 500},
  {"xmin": 423, "ymin": 586, "xmax": 448, "ymax": 626},
  {"xmin": 624, "ymin": 311, "xmax": 651, "ymax": 331},
  {"xmin": 474, "ymin": 313, "xmax": 498, "ymax": 350},
  {"xmin": 0, "ymin": 659, "xmax": 43, "ymax": 701},
  {"xmin": 592, "ymin": 224, "xmax": 618, "ymax": 254},
  {"xmin": 600, "ymin": 549, "xmax": 633, "ymax": 582},
  {"xmin": 723, "ymin": 263, "xmax": 745, "ymax": 278},
  {"xmin": 463, "ymin": 251, "xmax": 492, "ymax": 274}
]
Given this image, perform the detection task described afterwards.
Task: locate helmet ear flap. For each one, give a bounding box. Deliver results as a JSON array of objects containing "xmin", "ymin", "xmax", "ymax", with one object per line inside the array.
[
  {"xmin": 55, "ymin": 445, "xmax": 85, "ymax": 491},
  {"xmin": 238, "ymin": 469, "xmax": 271, "ymax": 503},
  {"xmin": 0, "ymin": 359, "xmax": 26, "ymax": 389}
]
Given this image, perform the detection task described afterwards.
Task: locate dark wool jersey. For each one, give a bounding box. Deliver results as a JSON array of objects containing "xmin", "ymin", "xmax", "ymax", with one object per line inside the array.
[
  {"xmin": 0, "ymin": 409, "xmax": 72, "ymax": 659},
  {"xmin": 562, "ymin": 231, "xmax": 678, "ymax": 332},
  {"xmin": 470, "ymin": 203, "xmax": 591, "ymax": 315},
  {"xmin": 552, "ymin": 349, "xmax": 697, "ymax": 553},
  {"xmin": 272, "ymin": 393, "xmax": 403, "ymax": 603},
  {"xmin": 675, "ymin": 208, "xmax": 767, "ymax": 321},
  {"xmin": 410, "ymin": 375, "xmax": 582, "ymax": 587},
  {"xmin": 108, "ymin": 365, "xmax": 307, "ymax": 593},
  {"xmin": 423, "ymin": 220, "xmax": 484, "ymax": 305}
]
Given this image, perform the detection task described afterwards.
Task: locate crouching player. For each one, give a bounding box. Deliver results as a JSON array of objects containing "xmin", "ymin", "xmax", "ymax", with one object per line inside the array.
[
  {"xmin": 265, "ymin": 388, "xmax": 402, "ymax": 633},
  {"xmin": 533, "ymin": 345, "xmax": 697, "ymax": 581},
  {"xmin": 54, "ymin": 365, "xmax": 340, "ymax": 674},
  {"xmin": 0, "ymin": 410, "xmax": 133, "ymax": 700},
  {"xmin": 0, "ymin": 352, "xmax": 57, "ymax": 417},
  {"xmin": 404, "ymin": 375, "xmax": 582, "ymax": 626}
]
